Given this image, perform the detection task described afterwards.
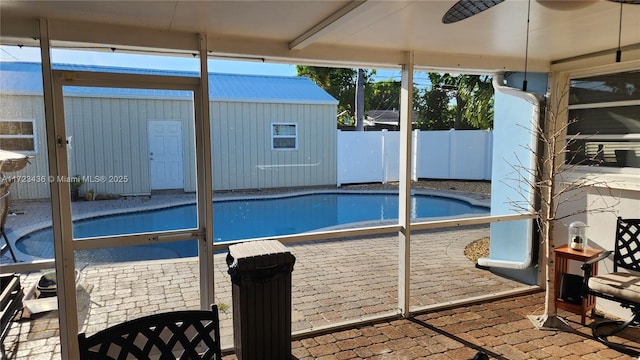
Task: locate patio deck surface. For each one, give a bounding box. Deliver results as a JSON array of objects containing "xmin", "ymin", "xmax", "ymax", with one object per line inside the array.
[
  {"xmin": 4, "ymin": 230, "xmax": 640, "ymax": 359},
  {"xmin": 2, "ymin": 187, "xmax": 639, "ymax": 359},
  {"xmin": 256, "ymin": 291, "xmax": 640, "ymax": 360}
]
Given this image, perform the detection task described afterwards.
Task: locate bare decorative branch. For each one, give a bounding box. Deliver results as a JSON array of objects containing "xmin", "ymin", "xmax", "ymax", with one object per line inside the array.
[{"xmin": 503, "ymin": 80, "xmax": 620, "ymax": 331}]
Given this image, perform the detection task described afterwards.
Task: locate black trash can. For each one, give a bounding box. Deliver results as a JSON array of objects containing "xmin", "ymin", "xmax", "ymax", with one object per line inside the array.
[{"xmin": 227, "ymin": 240, "xmax": 295, "ymax": 360}]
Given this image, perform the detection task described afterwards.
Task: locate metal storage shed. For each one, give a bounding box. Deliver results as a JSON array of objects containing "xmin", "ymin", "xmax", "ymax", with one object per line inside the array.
[{"xmin": 0, "ymin": 62, "xmax": 339, "ymax": 199}]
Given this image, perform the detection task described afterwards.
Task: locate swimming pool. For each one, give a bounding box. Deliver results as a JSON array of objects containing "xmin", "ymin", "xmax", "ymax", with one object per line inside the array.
[{"xmin": 16, "ymin": 192, "xmax": 488, "ymax": 263}]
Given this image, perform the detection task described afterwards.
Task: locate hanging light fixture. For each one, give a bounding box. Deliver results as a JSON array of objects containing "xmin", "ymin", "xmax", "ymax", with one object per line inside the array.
[
  {"xmin": 611, "ymin": 0, "xmax": 640, "ymax": 62},
  {"xmin": 616, "ymin": 1, "xmax": 623, "ymax": 62},
  {"xmin": 523, "ymin": 0, "xmax": 531, "ymax": 91}
]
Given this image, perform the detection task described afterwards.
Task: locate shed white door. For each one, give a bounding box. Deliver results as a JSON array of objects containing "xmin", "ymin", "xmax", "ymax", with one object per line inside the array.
[{"xmin": 148, "ymin": 120, "xmax": 184, "ymax": 190}]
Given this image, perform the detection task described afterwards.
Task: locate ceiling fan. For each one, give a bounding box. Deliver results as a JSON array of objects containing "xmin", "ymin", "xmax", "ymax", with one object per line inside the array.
[{"xmin": 442, "ymin": 0, "xmax": 640, "ymax": 24}]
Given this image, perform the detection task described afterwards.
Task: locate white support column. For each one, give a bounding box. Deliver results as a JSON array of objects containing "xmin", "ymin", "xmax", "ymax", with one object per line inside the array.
[
  {"xmin": 381, "ymin": 129, "xmax": 387, "ymax": 184},
  {"xmin": 398, "ymin": 51, "xmax": 414, "ymax": 317},
  {"xmin": 411, "ymin": 129, "xmax": 419, "ymax": 181},
  {"xmin": 196, "ymin": 34, "xmax": 215, "ymax": 310},
  {"xmin": 40, "ymin": 18, "xmax": 80, "ymax": 359}
]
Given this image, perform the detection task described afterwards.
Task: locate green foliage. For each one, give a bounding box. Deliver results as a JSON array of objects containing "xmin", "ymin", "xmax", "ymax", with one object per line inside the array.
[
  {"xmin": 463, "ymin": 82, "xmax": 494, "ymax": 129},
  {"xmin": 365, "ymin": 80, "xmax": 400, "ymax": 112},
  {"xmin": 365, "ymin": 81, "xmax": 427, "ymax": 130},
  {"xmin": 415, "ymin": 87, "xmax": 454, "ymax": 130},
  {"xmin": 296, "ymin": 66, "xmax": 374, "ymax": 123},
  {"xmin": 297, "ymin": 66, "xmax": 494, "ymax": 130},
  {"xmin": 336, "ymin": 111, "xmax": 352, "ymax": 126},
  {"xmin": 69, "ymin": 175, "xmax": 84, "ymax": 190},
  {"xmin": 428, "ymin": 73, "xmax": 494, "ymax": 130}
]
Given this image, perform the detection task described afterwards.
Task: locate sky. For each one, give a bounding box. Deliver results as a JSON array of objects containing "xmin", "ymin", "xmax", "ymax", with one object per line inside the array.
[{"xmin": 0, "ymin": 45, "xmax": 432, "ymax": 87}]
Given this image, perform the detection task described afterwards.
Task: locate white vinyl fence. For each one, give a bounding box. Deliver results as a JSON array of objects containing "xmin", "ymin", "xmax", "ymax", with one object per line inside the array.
[{"xmin": 337, "ymin": 129, "xmax": 492, "ymax": 186}]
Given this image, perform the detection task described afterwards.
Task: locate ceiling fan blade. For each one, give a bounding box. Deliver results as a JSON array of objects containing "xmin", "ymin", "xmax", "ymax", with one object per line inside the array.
[{"xmin": 442, "ymin": 0, "xmax": 506, "ymax": 24}]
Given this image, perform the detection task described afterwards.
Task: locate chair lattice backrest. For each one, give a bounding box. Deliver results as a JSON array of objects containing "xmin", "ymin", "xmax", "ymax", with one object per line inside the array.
[
  {"xmin": 614, "ymin": 217, "xmax": 640, "ymax": 273},
  {"xmin": 78, "ymin": 306, "xmax": 221, "ymax": 360}
]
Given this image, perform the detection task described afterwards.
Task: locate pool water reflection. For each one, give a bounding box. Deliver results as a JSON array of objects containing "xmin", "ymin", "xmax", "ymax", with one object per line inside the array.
[{"xmin": 16, "ymin": 192, "xmax": 487, "ymax": 263}]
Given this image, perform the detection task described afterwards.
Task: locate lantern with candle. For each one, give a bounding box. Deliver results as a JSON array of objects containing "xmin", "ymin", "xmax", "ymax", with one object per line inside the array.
[{"xmin": 568, "ymin": 221, "xmax": 588, "ymax": 251}]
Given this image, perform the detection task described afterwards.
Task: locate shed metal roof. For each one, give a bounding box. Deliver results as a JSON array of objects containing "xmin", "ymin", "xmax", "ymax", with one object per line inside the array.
[{"xmin": 0, "ymin": 62, "xmax": 338, "ymax": 105}]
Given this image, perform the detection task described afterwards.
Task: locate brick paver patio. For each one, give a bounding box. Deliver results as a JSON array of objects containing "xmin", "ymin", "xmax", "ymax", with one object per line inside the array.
[
  {"xmin": 4, "ymin": 227, "xmax": 640, "ymax": 359},
  {"xmin": 3, "ymin": 188, "xmax": 639, "ymax": 359},
  {"xmin": 278, "ymin": 292, "xmax": 640, "ymax": 360}
]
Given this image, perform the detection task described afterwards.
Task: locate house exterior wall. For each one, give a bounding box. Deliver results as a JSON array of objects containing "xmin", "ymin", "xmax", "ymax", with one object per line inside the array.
[
  {"xmin": 486, "ymin": 72, "xmax": 548, "ymax": 286},
  {"xmin": 2, "ymin": 93, "xmax": 337, "ymax": 199},
  {"xmin": 549, "ymin": 58, "xmax": 640, "ymax": 320},
  {"xmin": 549, "ymin": 149, "xmax": 640, "ymax": 319},
  {"xmin": 0, "ymin": 94, "xmax": 50, "ymax": 200},
  {"xmin": 64, "ymin": 96, "xmax": 196, "ymax": 196},
  {"xmin": 210, "ymin": 101, "xmax": 337, "ymax": 190}
]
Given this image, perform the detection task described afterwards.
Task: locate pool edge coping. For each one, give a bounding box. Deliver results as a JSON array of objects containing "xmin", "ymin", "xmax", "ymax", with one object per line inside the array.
[{"xmin": 5, "ymin": 188, "xmax": 490, "ymax": 263}]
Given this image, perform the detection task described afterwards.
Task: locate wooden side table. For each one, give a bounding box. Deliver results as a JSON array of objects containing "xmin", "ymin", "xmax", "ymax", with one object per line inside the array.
[{"xmin": 554, "ymin": 245, "xmax": 603, "ymax": 324}]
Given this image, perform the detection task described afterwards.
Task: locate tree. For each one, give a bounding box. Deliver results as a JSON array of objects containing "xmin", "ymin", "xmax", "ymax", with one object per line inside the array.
[
  {"xmin": 365, "ymin": 80, "xmax": 401, "ymax": 112},
  {"xmin": 296, "ymin": 66, "xmax": 374, "ymax": 126},
  {"xmin": 504, "ymin": 83, "xmax": 618, "ymax": 330},
  {"xmin": 297, "ymin": 67, "xmax": 493, "ymax": 131},
  {"xmin": 365, "ymin": 80, "xmax": 426, "ymax": 130},
  {"xmin": 428, "ymin": 73, "xmax": 494, "ymax": 130},
  {"xmin": 460, "ymin": 75, "xmax": 494, "ymax": 129},
  {"xmin": 415, "ymin": 86, "xmax": 454, "ymax": 130}
]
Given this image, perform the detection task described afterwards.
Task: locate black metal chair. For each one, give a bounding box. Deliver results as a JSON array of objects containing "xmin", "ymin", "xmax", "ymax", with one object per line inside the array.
[
  {"xmin": 78, "ymin": 304, "xmax": 222, "ymax": 360},
  {"xmin": 1, "ymin": 273, "xmax": 23, "ymax": 358},
  {"xmin": 582, "ymin": 217, "xmax": 640, "ymax": 355}
]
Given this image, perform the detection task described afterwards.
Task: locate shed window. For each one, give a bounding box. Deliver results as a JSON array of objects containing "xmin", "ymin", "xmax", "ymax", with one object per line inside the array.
[
  {"xmin": 0, "ymin": 119, "xmax": 37, "ymax": 154},
  {"xmin": 566, "ymin": 70, "xmax": 640, "ymax": 168},
  {"xmin": 272, "ymin": 123, "xmax": 297, "ymax": 150}
]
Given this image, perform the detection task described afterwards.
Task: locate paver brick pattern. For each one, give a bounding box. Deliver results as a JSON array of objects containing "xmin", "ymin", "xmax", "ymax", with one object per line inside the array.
[
  {"xmin": 4, "ymin": 199, "xmax": 640, "ymax": 359},
  {"xmin": 5, "ymin": 184, "xmax": 638, "ymax": 359},
  {"xmin": 223, "ymin": 292, "xmax": 638, "ymax": 360}
]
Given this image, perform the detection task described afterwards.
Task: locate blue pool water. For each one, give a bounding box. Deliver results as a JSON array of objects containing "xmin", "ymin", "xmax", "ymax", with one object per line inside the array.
[{"xmin": 16, "ymin": 193, "xmax": 487, "ymax": 263}]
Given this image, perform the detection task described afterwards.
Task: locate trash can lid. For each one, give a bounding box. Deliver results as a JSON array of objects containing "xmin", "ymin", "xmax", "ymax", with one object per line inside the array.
[{"xmin": 228, "ymin": 240, "xmax": 294, "ymax": 270}]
